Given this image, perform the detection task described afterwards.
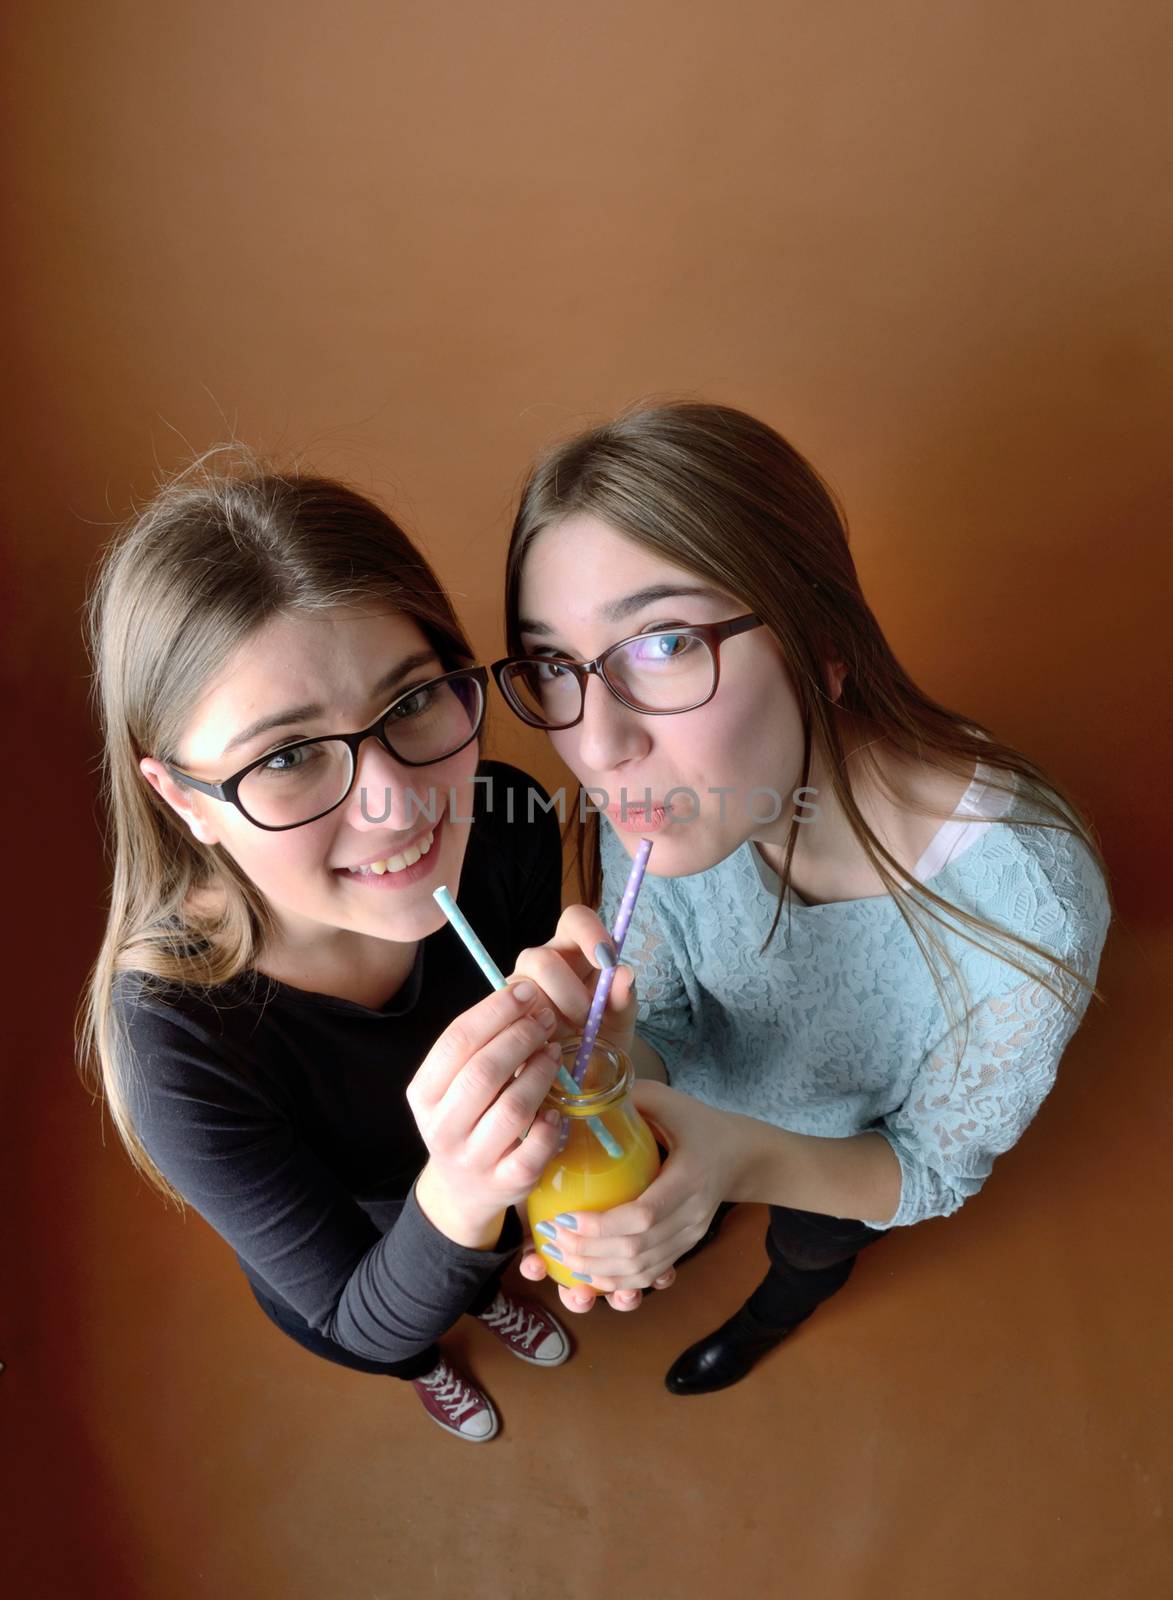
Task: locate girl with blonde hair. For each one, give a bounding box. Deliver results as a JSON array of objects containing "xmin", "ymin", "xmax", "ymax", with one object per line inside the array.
[{"xmin": 81, "ymin": 459, "xmax": 630, "ymax": 1440}]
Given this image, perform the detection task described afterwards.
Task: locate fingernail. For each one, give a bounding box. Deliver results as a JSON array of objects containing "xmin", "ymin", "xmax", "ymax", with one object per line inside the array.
[
  {"xmin": 512, "ymin": 980, "xmax": 536, "ymax": 1003},
  {"xmin": 554, "ymin": 1213, "xmax": 578, "ymax": 1229},
  {"xmin": 571, "ymin": 1272, "xmax": 592, "ymax": 1283},
  {"xmin": 595, "ymin": 940, "xmax": 618, "ymax": 969},
  {"xmin": 534, "ymin": 1221, "xmax": 557, "ymax": 1241},
  {"xmin": 543, "ymin": 1042, "xmax": 562, "ymax": 1061},
  {"xmin": 543, "ymin": 1108, "xmax": 561, "ymax": 1126},
  {"xmin": 542, "ymin": 1243, "xmax": 563, "ymax": 1262},
  {"xmin": 536, "ymin": 1006, "xmax": 556, "ymax": 1030}
]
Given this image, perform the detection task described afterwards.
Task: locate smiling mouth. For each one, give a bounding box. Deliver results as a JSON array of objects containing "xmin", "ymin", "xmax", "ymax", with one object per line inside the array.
[{"xmin": 335, "ymin": 814, "xmax": 443, "ymax": 876}]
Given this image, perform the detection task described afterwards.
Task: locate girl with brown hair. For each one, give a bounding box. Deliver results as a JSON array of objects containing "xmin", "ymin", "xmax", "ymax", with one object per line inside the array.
[
  {"xmin": 80, "ymin": 456, "xmax": 631, "ymax": 1441},
  {"xmin": 494, "ymin": 401, "xmax": 1112, "ymax": 1394}
]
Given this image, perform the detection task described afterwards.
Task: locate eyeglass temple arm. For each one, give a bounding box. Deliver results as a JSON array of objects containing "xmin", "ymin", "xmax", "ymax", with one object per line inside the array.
[{"xmin": 163, "ymin": 763, "xmax": 230, "ymax": 802}]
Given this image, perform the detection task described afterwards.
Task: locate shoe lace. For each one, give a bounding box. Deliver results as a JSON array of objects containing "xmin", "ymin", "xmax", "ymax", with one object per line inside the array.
[
  {"xmin": 478, "ymin": 1293, "xmax": 542, "ymax": 1351},
  {"xmin": 418, "ymin": 1362, "xmax": 479, "ymax": 1422}
]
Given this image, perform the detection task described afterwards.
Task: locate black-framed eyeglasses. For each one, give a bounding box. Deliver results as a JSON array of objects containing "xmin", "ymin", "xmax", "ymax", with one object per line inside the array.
[
  {"xmin": 164, "ymin": 666, "xmax": 488, "ymax": 831},
  {"xmin": 491, "ymin": 615, "xmax": 763, "ymax": 731}
]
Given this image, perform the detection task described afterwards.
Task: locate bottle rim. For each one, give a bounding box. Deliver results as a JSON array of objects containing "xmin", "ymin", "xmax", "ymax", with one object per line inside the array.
[{"xmin": 545, "ymin": 1038, "xmax": 634, "ymax": 1116}]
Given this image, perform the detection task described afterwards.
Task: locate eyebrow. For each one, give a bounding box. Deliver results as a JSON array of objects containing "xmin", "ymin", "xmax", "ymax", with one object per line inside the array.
[
  {"xmin": 518, "ymin": 585, "xmax": 730, "ymax": 638},
  {"xmin": 221, "ymin": 649, "xmax": 441, "ymax": 756}
]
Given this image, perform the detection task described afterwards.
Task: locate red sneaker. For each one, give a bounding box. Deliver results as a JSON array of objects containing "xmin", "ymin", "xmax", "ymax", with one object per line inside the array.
[
  {"xmin": 476, "ymin": 1291, "xmax": 571, "ymax": 1366},
  {"xmin": 411, "ymin": 1359, "xmax": 499, "ymax": 1442}
]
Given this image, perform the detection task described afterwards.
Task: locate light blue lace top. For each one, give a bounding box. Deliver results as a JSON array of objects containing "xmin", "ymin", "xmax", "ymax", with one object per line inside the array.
[{"xmin": 600, "ymin": 769, "xmax": 1111, "ymax": 1230}]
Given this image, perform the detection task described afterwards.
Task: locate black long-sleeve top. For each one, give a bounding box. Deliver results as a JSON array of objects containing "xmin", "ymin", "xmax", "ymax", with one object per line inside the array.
[{"xmin": 114, "ymin": 763, "xmax": 561, "ymax": 1363}]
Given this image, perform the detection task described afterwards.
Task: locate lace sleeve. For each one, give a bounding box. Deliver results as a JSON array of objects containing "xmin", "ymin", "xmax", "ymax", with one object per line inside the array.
[
  {"xmin": 864, "ymin": 972, "xmax": 1099, "ymax": 1229},
  {"xmin": 600, "ymin": 825, "xmax": 693, "ymax": 1073}
]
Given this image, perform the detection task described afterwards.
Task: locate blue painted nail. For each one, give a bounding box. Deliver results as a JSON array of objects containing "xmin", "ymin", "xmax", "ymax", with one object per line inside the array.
[
  {"xmin": 595, "ymin": 940, "xmax": 618, "ymax": 969},
  {"xmin": 572, "ymin": 1272, "xmax": 593, "ymax": 1283},
  {"xmin": 542, "ymin": 1243, "xmax": 563, "ymax": 1262},
  {"xmin": 554, "ymin": 1213, "xmax": 578, "ymax": 1230},
  {"xmin": 534, "ymin": 1221, "xmax": 557, "ymax": 1241}
]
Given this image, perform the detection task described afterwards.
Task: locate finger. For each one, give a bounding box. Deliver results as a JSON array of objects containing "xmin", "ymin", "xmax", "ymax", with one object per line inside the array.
[
  {"xmin": 492, "ymin": 1103, "xmax": 564, "ymax": 1190},
  {"xmin": 628, "ymin": 1077, "xmax": 677, "ymax": 1142},
  {"xmin": 518, "ymin": 1247, "xmax": 548, "ymax": 1283},
  {"xmin": 550, "ymin": 1214, "xmax": 701, "ymax": 1284},
  {"xmin": 557, "ymin": 1283, "xmax": 599, "ymax": 1314},
  {"xmin": 541, "ymin": 1189, "xmax": 660, "ymax": 1247},
  {"xmin": 464, "ymin": 1046, "xmax": 562, "ymax": 1167},
  {"xmin": 429, "ymin": 1020, "xmax": 557, "ymax": 1146},
  {"xmin": 409, "ymin": 981, "xmax": 555, "ymax": 1109},
  {"xmin": 652, "ymin": 1268, "xmax": 677, "ymax": 1291},
  {"xmin": 514, "ymin": 905, "xmax": 623, "ymax": 1018},
  {"xmin": 606, "ymin": 1289, "xmax": 643, "ymax": 1311},
  {"xmin": 550, "ymin": 903, "xmax": 621, "ymax": 974}
]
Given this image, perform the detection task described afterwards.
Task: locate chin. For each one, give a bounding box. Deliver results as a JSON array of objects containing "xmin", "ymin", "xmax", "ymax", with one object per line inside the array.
[{"xmin": 640, "ymin": 827, "xmax": 741, "ymax": 879}]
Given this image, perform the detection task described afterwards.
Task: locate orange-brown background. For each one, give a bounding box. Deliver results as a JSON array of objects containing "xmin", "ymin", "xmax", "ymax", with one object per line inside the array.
[{"xmin": 3, "ymin": 3, "xmax": 1170, "ymax": 1596}]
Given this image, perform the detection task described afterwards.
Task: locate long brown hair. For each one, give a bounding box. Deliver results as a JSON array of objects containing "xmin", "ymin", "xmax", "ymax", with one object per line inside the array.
[
  {"xmin": 504, "ymin": 401, "xmax": 1109, "ymax": 1060},
  {"xmin": 80, "ymin": 450, "xmax": 474, "ymax": 1196}
]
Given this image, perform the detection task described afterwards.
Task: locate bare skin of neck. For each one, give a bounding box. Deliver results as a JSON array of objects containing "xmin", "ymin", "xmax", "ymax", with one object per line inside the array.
[
  {"xmin": 184, "ymin": 881, "xmax": 420, "ymax": 1009},
  {"xmin": 755, "ymin": 732, "xmax": 974, "ymax": 906}
]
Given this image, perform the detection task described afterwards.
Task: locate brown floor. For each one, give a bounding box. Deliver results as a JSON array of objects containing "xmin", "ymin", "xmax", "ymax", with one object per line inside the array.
[{"xmin": 5, "ymin": 915, "xmax": 1171, "ymax": 1597}]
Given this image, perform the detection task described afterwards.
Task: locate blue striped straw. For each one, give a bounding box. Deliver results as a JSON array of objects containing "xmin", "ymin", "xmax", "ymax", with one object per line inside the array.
[
  {"xmin": 432, "ymin": 885, "xmax": 620, "ymax": 1157},
  {"xmin": 572, "ymin": 838, "xmax": 653, "ymax": 1087}
]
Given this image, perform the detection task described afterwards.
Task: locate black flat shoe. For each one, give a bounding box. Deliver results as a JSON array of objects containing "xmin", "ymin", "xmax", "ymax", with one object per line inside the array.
[{"xmin": 664, "ymin": 1307, "xmax": 795, "ymax": 1395}]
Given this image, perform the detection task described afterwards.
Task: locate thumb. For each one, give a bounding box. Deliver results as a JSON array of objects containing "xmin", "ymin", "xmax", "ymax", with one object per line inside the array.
[
  {"xmin": 518, "ymin": 1245, "xmax": 549, "ymax": 1283},
  {"xmin": 606, "ymin": 962, "xmax": 637, "ymax": 1019},
  {"xmin": 630, "ymin": 1077, "xmax": 677, "ymax": 1145}
]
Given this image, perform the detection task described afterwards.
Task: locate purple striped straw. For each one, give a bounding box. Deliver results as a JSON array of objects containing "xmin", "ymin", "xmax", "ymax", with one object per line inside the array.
[{"xmin": 571, "ymin": 837, "xmax": 653, "ymax": 1086}]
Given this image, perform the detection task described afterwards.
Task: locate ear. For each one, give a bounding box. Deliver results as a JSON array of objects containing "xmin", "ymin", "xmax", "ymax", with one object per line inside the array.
[
  {"xmin": 139, "ymin": 757, "xmax": 222, "ymax": 847},
  {"xmin": 825, "ymin": 659, "xmax": 848, "ymax": 703}
]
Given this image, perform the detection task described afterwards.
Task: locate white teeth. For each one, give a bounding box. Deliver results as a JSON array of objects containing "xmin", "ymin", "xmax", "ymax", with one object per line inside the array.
[{"xmin": 348, "ymin": 830, "xmax": 436, "ymax": 877}]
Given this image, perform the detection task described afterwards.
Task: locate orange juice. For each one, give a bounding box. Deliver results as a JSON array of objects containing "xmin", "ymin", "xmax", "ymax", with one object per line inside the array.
[{"xmin": 526, "ymin": 1040, "xmax": 660, "ymax": 1289}]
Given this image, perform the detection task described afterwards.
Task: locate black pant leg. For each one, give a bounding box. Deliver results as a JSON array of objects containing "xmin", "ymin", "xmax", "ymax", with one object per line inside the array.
[
  {"xmin": 745, "ymin": 1206, "xmax": 886, "ymax": 1331},
  {"xmin": 249, "ymin": 1284, "xmax": 441, "ymax": 1382},
  {"xmin": 465, "ymin": 1266, "xmax": 509, "ymax": 1318}
]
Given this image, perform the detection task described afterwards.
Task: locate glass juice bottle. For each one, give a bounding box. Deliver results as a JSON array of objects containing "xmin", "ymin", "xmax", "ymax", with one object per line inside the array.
[{"xmin": 527, "ymin": 1039, "xmax": 661, "ymax": 1289}]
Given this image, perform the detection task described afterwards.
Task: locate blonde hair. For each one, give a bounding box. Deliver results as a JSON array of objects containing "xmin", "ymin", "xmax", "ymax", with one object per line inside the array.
[
  {"xmin": 79, "ymin": 451, "xmax": 474, "ymax": 1197},
  {"xmin": 504, "ymin": 401, "xmax": 1110, "ymax": 1063}
]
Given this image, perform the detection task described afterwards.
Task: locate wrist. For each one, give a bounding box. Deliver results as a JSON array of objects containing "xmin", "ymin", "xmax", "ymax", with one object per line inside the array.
[
  {"xmin": 721, "ymin": 1111, "xmax": 774, "ymax": 1204},
  {"xmin": 415, "ymin": 1162, "xmax": 507, "ymax": 1251}
]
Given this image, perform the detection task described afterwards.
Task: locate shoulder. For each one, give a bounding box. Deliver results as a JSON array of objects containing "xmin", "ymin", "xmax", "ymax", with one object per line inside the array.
[
  {"xmin": 948, "ymin": 798, "xmax": 1111, "ymax": 971},
  {"xmin": 110, "ymin": 968, "xmax": 274, "ymax": 1111},
  {"xmin": 469, "ymin": 760, "xmax": 562, "ymax": 856}
]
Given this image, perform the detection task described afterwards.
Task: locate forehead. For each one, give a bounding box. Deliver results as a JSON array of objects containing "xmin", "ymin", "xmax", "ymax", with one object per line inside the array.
[
  {"xmin": 182, "ymin": 605, "xmax": 434, "ymax": 760},
  {"xmin": 518, "ymin": 514, "xmax": 731, "ymax": 624}
]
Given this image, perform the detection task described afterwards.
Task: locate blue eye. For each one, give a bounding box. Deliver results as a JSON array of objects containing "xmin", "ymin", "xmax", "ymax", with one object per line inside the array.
[
  {"xmin": 260, "ymin": 743, "xmax": 323, "ymax": 776},
  {"xmin": 631, "ymin": 632, "xmax": 694, "ymax": 664}
]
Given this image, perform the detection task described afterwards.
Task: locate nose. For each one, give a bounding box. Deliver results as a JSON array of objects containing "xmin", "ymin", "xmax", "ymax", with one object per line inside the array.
[
  {"xmin": 346, "ymin": 736, "xmax": 433, "ymax": 834},
  {"xmin": 570, "ymin": 675, "xmax": 652, "ymax": 783}
]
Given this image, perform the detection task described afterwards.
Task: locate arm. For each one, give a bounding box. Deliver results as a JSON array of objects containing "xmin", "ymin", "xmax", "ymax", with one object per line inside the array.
[
  {"xmin": 545, "ymin": 964, "xmax": 1103, "ymax": 1290},
  {"xmin": 123, "ymin": 987, "xmax": 560, "ymax": 1365},
  {"xmin": 727, "ymin": 1111, "xmax": 901, "ymax": 1221}
]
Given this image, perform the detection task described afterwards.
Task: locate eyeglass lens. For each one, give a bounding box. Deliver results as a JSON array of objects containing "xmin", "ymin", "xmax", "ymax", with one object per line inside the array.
[
  {"xmin": 236, "ymin": 674, "xmax": 483, "ymax": 826},
  {"xmin": 505, "ymin": 632, "xmax": 716, "ymax": 728}
]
